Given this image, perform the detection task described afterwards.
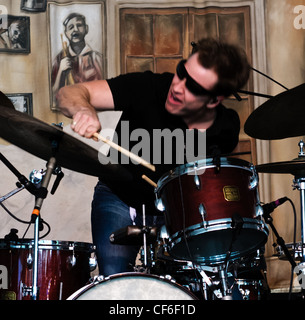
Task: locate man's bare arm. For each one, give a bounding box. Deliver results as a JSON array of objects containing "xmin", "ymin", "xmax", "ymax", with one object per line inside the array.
[{"xmin": 57, "ymin": 80, "xmax": 115, "ymax": 138}]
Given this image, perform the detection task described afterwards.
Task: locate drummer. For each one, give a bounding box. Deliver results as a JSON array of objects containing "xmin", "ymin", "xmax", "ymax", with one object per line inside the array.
[{"xmin": 57, "ymin": 38, "xmax": 250, "ymax": 276}]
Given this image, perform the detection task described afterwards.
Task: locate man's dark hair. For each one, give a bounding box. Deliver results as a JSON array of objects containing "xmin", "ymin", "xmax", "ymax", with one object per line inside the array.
[
  {"xmin": 63, "ymin": 13, "xmax": 86, "ymax": 27},
  {"xmin": 192, "ymin": 38, "xmax": 250, "ymax": 97}
]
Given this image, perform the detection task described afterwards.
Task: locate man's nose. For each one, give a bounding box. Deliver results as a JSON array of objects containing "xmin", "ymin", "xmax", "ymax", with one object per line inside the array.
[{"xmin": 173, "ymin": 77, "xmax": 187, "ymax": 94}]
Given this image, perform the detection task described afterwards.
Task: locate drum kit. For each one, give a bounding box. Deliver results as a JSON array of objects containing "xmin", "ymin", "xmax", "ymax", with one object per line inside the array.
[{"xmin": 0, "ymin": 82, "xmax": 304, "ymax": 300}]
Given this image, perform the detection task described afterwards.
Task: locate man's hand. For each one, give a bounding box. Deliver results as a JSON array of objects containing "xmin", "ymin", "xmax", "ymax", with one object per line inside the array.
[{"xmin": 71, "ymin": 107, "xmax": 101, "ymax": 140}]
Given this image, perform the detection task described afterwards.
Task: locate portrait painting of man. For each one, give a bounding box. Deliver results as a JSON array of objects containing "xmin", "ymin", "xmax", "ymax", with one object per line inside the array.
[
  {"xmin": 48, "ymin": 2, "xmax": 105, "ymax": 110},
  {"xmin": 0, "ymin": 16, "xmax": 30, "ymax": 53}
]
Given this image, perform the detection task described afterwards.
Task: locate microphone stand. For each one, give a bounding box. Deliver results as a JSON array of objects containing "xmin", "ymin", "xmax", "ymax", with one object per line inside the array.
[
  {"xmin": 263, "ymin": 209, "xmax": 296, "ymax": 269},
  {"xmin": 0, "ymin": 151, "xmax": 58, "ymax": 300},
  {"xmin": 31, "ymin": 156, "xmax": 56, "ymax": 300},
  {"xmin": 0, "ymin": 152, "xmax": 37, "ymax": 195}
]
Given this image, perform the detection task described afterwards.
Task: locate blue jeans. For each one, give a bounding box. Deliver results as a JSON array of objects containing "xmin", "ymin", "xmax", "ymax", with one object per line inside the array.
[{"xmin": 91, "ymin": 181, "xmax": 162, "ymax": 276}]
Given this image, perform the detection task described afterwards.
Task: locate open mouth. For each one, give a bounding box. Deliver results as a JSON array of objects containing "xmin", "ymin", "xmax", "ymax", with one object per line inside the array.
[
  {"xmin": 169, "ymin": 91, "xmax": 182, "ymax": 104},
  {"xmin": 71, "ymin": 32, "xmax": 81, "ymax": 40}
]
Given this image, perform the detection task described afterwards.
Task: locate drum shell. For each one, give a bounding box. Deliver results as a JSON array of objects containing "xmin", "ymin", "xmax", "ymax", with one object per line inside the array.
[
  {"xmin": 160, "ymin": 165, "xmax": 258, "ymax": 236},
  {"xmin": 156, "ymin": 158, "xmax": 268, "ymax": 263},
  {"xmin": 0, "ymin": 239, "xmax": 95, "ymax": 300}
]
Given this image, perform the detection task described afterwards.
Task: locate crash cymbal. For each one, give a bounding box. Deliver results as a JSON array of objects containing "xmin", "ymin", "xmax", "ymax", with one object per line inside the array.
[
  {"xmin": 0, "ymin": 105, "xmax": 132, "ymax": 180},
  {"xmin": 244, "ymin": 83, "xmax": 305, "ymax": 140},
  {"xmin": 256, "ymin": 157, "xmax": 305, "ymax": 176}
]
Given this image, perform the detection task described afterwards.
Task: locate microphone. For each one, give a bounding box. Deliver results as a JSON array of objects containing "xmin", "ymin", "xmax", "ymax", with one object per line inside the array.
[{"xmin": 262, "ymin": 197, "xmax": 288, "ymax": 215}]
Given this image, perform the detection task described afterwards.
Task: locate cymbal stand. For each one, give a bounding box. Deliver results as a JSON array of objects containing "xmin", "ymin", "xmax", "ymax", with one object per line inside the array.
[
  {"xmin": 263, "ymin": 208, "xmax": 296, "ymax": 268},
  {"xmin": 289, "ymin": 140, "xmax": 305, "ymax": 298},
  {"xmin": 142, "ymin": 204, "xmax": 148, "ymax": 267},
  {"xmin": 31, "ymin": 156, "xmax": 56, "ymax": 300},
  {"xmin": 293, "ymin": 176, "xmax": 305, "ymax": 263},
  {"xmin": 293, "ymin": 140, "xmax": 305, "ymax": 263}
]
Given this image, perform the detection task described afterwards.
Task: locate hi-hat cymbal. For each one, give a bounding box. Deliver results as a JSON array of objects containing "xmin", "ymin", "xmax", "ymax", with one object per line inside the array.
[
  {"xmin": 0, "ymin": 105, "xmax": 132, "ymax": 180},
  {"xmin": 256, "ymin": 157, "xmax": 305, "ymax": 176},
  {"xmin": 244, "ymin": 83, "xmax": 305, "ymax": 140}
]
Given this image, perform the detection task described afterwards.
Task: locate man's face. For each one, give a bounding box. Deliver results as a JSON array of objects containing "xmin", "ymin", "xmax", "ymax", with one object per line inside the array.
[
  {"xmin": 64, "ymin": 17, "xmax": 88, "ymax": 43},
  {"xmin": 165, "ymin": 53, "xmax": 219, "ymax": 118}
]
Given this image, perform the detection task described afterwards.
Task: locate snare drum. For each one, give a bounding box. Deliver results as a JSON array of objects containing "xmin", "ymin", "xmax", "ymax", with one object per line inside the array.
[
  {"xmin": 155, "ymin": 157, "xmax": 268, "ymax": 264},
  {"xmin": 68, "ymin": 272, "xmax": 197, "ymax": 300},
  {"xmin": 0, "ymin": 239, "xmax": 95, "ymax": 300}
]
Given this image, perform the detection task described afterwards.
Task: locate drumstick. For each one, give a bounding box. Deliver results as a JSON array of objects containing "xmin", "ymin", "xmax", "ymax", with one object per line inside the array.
[
  {"xmin": 142, "ymin": 175, "xmax": 157, "ymax": 188},
  {"xmin": 93, "ymin": 132, "xmax": 155, "ymax": 172}
]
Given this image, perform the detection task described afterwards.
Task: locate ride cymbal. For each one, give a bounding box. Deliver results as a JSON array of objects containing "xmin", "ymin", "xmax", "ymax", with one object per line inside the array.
[
  {"xmin": 256, "ymin": 157, "xmax": 305, "ymax": 176},
  {"xmin": 244, "ymin": 83, "xmax": 305, "ymax": 140}
]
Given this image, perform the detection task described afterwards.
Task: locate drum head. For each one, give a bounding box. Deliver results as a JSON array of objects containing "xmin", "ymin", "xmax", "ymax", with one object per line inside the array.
[{"xmin": 69, "ymin": 273, "xmax": 196, "ymax": 300}]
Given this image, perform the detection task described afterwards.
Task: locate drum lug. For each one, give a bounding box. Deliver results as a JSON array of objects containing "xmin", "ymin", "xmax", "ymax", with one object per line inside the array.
[
  {"xmin": 255, "ymin": 203, "xmax": 264, "ymax": 217},
  {"xmin": 199, "ymin": 203, "xmax": 207, "ymax": 228},
  {"xmin": 249, "ymin": 165, "xmax": 259, "ymax": 190},
  {"xmin": 89, "ymin": 256, "xmax": 97, "ymax": 271},
  {"xmin": 160, "ymin": 274, "xmax": 176, "ymax": 283},
  {"xmin": 90, "ymin": 275, "xmax": 105, "ymax": 284},
  {"xmin": 66, "ymin": 255, "xmax": 76, "ymax": 270},
  {"xmin": 194, "ymin": 173, "xmax": 201, "ymax": 190},
  {"xmin": 27, "ymin": 253, "xmax": 33, "ymax": 269},
  {"xmin": 155, "ymin": 197, "xmax": 165, "ymax": 212}
]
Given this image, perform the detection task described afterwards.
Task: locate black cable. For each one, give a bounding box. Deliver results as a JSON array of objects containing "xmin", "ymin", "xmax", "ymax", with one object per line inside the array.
[
  {"xmin": 0, "ymin": 202, "xmax": 30, "ymax": 224},
  {"xmin": 286, "ymin": 198, "xmax": 297, "ymax": 300},
  {"xmin": 0, "ymin": 201, "xmax": 51, "ymax": 239}
]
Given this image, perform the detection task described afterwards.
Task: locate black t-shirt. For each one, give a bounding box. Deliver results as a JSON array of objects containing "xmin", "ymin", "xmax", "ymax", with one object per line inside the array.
[{"xmin": 101, "ymin": 71, "xmax": 240, "ymax": 213}]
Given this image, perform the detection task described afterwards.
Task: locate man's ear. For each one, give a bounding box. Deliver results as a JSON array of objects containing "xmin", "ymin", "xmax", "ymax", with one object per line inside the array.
[{"xmin": 206, "ymin": 96, "xmax": 224, "ymax": 109}]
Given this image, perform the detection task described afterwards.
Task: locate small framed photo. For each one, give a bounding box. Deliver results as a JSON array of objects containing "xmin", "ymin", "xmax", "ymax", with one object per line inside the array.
[
  {"xmin": 0, "ymin": 15, "xmax": 30, "ymax": 53},
  {"xmin": 6, "ymin": 93, "xmax": 33, "ymax": 115},
  {"xmin": 21, "ymin": 0, "xmax": 47, "ymax": 12}
]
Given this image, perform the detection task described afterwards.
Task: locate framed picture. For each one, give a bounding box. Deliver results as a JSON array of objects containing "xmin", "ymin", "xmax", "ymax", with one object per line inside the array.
[
  {"xmin": 6, "ymin": 93, "xmax": 33, "ymax": 115},
  {"xmin": 21, "ymin": 0, "xmax": 47, "ymax": 12},
  {"xmin": 0, "ymin": 15, "xmax": 30, "ymax": 53},
  {"xmin": 48, "ymin": 1, "xmax": 106, "ymax": 111}
]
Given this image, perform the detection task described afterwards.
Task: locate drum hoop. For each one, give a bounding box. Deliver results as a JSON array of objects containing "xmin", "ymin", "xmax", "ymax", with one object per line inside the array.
[
  {"xmin": 156, "ymin": 157, "xmax": 255, "ymax": 193},
  {"xmin": 167, "ymin": 218, "xmax": 269, "ymax": 263},
  {"xmin": 236, "ymin": 279, "xmax": 263, "ymax": 286},
  {"xmin": 169, "ymin": 218, "xmax": 269, "ymax": 243},
  {"xmin": 0, "ymin": 239, "xmax": 95, "ymax": 252}
]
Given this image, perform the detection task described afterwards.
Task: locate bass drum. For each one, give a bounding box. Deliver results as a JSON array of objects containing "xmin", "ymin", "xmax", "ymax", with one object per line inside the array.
[{"xmin": 68, "ymin": 272, "xmax": 197, "ymax": 300}]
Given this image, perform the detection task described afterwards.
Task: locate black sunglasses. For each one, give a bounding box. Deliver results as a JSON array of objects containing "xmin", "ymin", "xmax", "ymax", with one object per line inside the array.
[{"xmin": 176, "ymin": 59, "xmax": 217, "ymax": 98}]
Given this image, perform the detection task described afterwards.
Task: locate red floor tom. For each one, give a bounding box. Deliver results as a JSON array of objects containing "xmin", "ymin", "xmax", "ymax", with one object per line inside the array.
[{"xmin": 0, "ymin": 239, "xmax": 95, "ymax": 300}]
